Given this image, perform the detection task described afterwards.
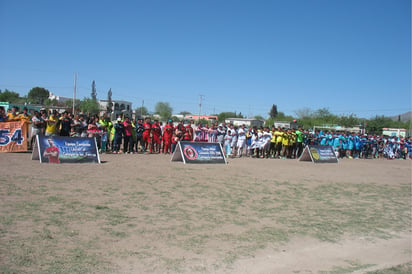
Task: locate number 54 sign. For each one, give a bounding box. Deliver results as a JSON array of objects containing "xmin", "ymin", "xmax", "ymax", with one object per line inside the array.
[{"xmin": 0, "ymin": 121, "xmax": 29, "ymax": 152}]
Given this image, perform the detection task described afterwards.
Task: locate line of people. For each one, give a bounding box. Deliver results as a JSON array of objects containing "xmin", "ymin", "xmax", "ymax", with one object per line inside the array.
[{"xmin": 2, "ymin": 106, "xmax": 410, "ymax": 160}]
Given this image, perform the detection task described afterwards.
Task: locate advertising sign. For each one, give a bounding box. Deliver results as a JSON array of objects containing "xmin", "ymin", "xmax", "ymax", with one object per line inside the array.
[
  {"xmin": 32, "ymin": 135, "xmax": 100, "ymax": 164},
  {"xmin": 171, "ymin": 141, "xmax": 227, "ymax": 164},
  {"xmin": 299, "ymin": 145, "xmax": 338, "ymax": 163},
  {"xmin": 0, "ymin": 121, "xmax": 28, "ymax": 152}
]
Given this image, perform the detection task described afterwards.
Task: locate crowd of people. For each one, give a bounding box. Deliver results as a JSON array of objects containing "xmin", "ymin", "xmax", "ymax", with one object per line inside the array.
[{"xmin": 1, "ymin": 106, "xmax": 411, "ymax": 160}]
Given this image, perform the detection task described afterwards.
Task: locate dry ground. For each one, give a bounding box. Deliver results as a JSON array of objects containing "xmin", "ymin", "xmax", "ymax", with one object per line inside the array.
[{"xmin": 0, "ymin": 152, "xmax": 411, "ymax": 273}]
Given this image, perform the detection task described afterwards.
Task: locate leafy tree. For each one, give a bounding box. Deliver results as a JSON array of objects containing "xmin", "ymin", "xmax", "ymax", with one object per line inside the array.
[
  {"xmin": 79, "ymin": 97, "xmax": 100, "ymax": 115},
  {"xmin": 0, "ymin": 89, "xmax": 20, "ymax": 102},
  {"xmin": 135, "ymin": 106, "xmax": 149, "ymax": 118},
  {"xmin": 28, "ymin": 87, "xmax": 50, "ymax": 104},
  {"xmin": 107, "ymin": 88, "xmax": 112, "ymax": 113},
  {"xmin": 179, "ymin": 111, "xmax": 191, "ymax": 116},
  {"xmin": 294, "ymin": 107, "xmax": 313, "ymax": 119},
  {"xmin": 269, "ymin": 104, "xmax": 278, "ymax": 118},
  {"xmin": 254, "ymin": 115, "xmax": 264, "ymax": 121},
  {"xmin": 154, "ymin": 101, "xmax": 173, "ymax": 121},
  {"xmin": 337, "ymin": 114, "xmax": 359, "ymax": 127},
  {"xmin": 91, "ymin": 80, "xmax": 97, "ymax": 101},
  {"xmin": 217, "ymin": 112, "xmax": 237, "ymax": 122},
  {"xmin": 365, "ymin": 115, "xmax": 410, "ymax": 134},
  {"xmin": 44, "ymin": 98, "xmax": 59, "ymax": 107},
  {"xmin": 171, "ymin": 116, "xmax": 181, "ymax": 122}
]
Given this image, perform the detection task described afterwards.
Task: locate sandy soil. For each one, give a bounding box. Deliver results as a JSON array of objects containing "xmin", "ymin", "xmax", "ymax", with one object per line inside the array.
[{"xmin": 0, "ymin": 152, "xmax": 411, "ymax": 273}]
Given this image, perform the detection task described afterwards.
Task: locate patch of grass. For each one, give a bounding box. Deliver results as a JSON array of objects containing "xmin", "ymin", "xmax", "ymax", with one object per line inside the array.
[
  {"xmin": 320, "ymin": 260, "xmax": 375, "ymax": 273},
  {"xmin": 367, "ymin": 262, "xmax": 412, "ymax": 274},
  {"xmin": 1, "ymin": 164, "xmax": 410, "ymax": 273}
]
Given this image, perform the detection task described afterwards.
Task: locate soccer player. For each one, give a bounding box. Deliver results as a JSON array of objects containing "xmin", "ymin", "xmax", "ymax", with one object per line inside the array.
[
  {"xmin": 142, "ymin": 117, "xmax": 152, "ymax": 153},
  {"xmin": 43, "ymin": 137, "xmax": 60, "ymax": 163},
  {"xmin": 163, "ymin": 120, "xmax": 174, "ymax": 154},
  {"xmin": 236, "ymin": 124, "xmax": 247, "ymax": 157},
  {"xmin": 151, "ymin": 120, "xmax": 162, "ymax": 153}
]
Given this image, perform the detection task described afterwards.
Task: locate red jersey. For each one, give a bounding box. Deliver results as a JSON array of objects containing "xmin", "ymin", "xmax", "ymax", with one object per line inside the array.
[
  {"xmin": 163, "ymin": 124, "xmax": 174, "ymax": 137},
  {"xmin": 151, "ymin": 123, "xmax": 161, "ymax": 136},
  {"xmin": 44, "ymin": 146, "xmax": 60, "ymax": 163},
  {"xmin": 143, "ymin": 122, "xmax": 152, "ymax": 136}
]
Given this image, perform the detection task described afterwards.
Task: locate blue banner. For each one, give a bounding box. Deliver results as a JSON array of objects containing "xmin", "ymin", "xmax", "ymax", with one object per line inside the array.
[
  {"xmin": 299, "ymin": 145, "xmax": 338, "ymax": 163},
  {"xmin": 172, "ymin": 141, "xmax": 227, "ymax": 164},
  {"xmin": 36, "ymin": 135, "xmax": 100, "ymax": 164}
]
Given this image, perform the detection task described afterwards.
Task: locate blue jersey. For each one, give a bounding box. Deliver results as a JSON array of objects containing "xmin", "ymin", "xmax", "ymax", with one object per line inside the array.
[
  {"xmin": 333, "ymin": 135, "xmax": 341, "ymax": 148},
  {"xmin": 348, "ymin": 136, "xmax": 355, "ymax": 150},
  {"xmin": 319, "ymin": 133, "xmax": 327, "ymax": 145}
]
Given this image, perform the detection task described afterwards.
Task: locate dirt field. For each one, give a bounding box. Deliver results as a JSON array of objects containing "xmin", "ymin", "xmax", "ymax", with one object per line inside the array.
[{"xmin": 0, "ymin": 152, "xmax": 411, "ymax": 273}]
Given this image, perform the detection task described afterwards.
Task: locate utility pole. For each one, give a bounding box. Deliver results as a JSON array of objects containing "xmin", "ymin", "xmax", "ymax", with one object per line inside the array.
[
  {"xmin": 141, "ymin": 100, "xmax": 144, "ymax": 118},
  {"xmin": 72, "ymin": 73, "xmax": 77, "ymax": 114},
  {"xmin": 198, "ymin": 94, "xmax": 205, "ymax": 122}
]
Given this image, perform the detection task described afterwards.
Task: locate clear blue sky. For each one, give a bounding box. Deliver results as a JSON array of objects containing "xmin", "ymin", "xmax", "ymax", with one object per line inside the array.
[{"xmin": 1, "ymin": 0, "xmax": 410, "ymax": 119}]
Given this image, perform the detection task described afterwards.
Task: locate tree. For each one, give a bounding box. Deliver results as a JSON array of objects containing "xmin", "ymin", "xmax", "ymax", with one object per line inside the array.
[
  {"xmin": 79, "ymin": 97, "xmax": 100, "ymax": 115},
  {"xmin": 337, "ymin": 114, "xmax": 359, "ymax": 128},
  {"xmin": 135, "ymin": 106, "xmax": 149, "ymax": 118},
  {"xmin": 217, "ymin": 112, "xmax": 237, "ymax": 122},
  {"xmin": 179, "ymin": 111, "xmax": 191, "ymax": 116},
  {"xmin": 269, "ymin": 104, "xmax": 278, "ymax": 118},
  {"xmin": 365, "ymin": 115, "xmax": 409, "ymax": 134},
  {"xmin": 0, "ymin": 89, "xmax": 20, "ymax": 102},
  {"xmin": 91, "ymin": 81, "xmax": 97, "ymax": 101},
  {"xmin": 294, "ymin": 107, "xmax": 313, "ymax": 119},
  {"xmin": 28, "ymin": 87, "xmax": 50, "ymax": 104},
  {"xmin": 254, "ymin": 115, "xmax": 264, "ymax": 121},
  {"xmin": 44, "ymin": 98, "xmax": 59, "ymax": 107},
  {"xmin": 154, "ymin": 102, "xmax": 173, "ymax": 121},
  {"xmin": 107, "ymin": 88, "xmax": 113, "ymax": 113}
]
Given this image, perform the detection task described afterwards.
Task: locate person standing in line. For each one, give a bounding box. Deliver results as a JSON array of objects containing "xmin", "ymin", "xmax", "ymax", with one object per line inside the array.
[
  {"xmin": 59, "ymin": 111, "xmax": 72, "ymax": 136},
  {"xmin": 123, "ymin": 117, "xmax": 134, "ymax": 154},
  {"xmin": 142, "ymin": 117, "xmax": 152, "ymax": 153},
  {"xmin": 7, "ymin": 106, "xmax": 19, "ymax": 121},
  {"xmin": 113, "ymin": 118, "xmax": 124, "ymax": 154},
  {"xmin": 184, "ymin": 120, "xmax": 194, "ymax": 141},
  {"xmin": 230, "ymin": 125, "xmax": 238, "ymax": 157},
  {"xmin": 151, "ymin": 119, "xmax": 162, "ymax": 153},
  {"xmin": 295, "ymin": 127, "xmax": 304, "ymax": 158},
  {"xmin": 236, "ymin": 124, "xmax": 247, "ymax": 157},
  {"xmin": 30, "ymin": 110, "xmax": 44, "ymax": 149},
  {"xmin": 19, "ymin": 107, "xmax": 31, "ymax": 121},
  {"xmin": 163, "ymin": 119, "xmax": 174, "ymax": 154},
  {"xmin": 216, "ymin": 124, "xmax": 226, "ymax": 146},
  {"xmin": 44, "ymin": 110, "xmax": 59, "ymax": 137},
  {"xmin": 208, "ymin": 124, "xmax": 218, "ymax": 143},
  {"xmin": 135, "ymin": 118, "xmax": 145, "ymax": 153}
]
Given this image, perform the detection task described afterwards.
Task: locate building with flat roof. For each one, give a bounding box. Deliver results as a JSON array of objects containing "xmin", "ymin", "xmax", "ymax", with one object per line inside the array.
[
  {"xmin": 225, "ymin": 118, "xmax": 264, "ymax": 128},
  {"xmin": 98, "ymin": 99, "xmax": 133, "ymax": 119}
]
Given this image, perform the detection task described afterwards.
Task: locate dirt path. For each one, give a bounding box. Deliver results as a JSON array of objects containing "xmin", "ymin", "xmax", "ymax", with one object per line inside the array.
[
  {"xmin": 229, "ymin": 232, "xmax": 411, "ymax": 273},
  {"xmin": 0, "ymin": 152, "xmax": 411, "ymax": 273}
]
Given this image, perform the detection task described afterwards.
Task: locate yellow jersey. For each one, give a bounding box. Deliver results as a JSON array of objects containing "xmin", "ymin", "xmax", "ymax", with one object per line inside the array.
[{"xmin": 45, "ymin": 115, "xmax": 59, "ymax": 134}]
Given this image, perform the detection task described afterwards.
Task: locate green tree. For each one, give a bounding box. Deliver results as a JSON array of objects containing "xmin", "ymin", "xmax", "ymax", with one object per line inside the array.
[
  {"xmin": 254, "ymin": 115, "xmax": 264, "ymax": 121},
  {"xmin": 269, "ymin": 104, "xmax": 278, "ymax": 118},
  {"xmin": 217, "ymin": 112, "xmax": 237, "ymax": 122},
  {"xmin": 154, "ymin": 101, "xmax": 173, "ymax": 121},
  {"xmin": 44, "ymin": 98, "xmax": 58, "ymax": 107},
  {"xmin": 91, "ymin": 80, "xmax": 97, "ymax": 101},
  {"xmin": 365, "ymin": 115, "xmax": 410, "ymax": 134},
  {"xmin": 337, "ymin": 114, "xmax": 359, "ymax": 127},
  {"xmin": 28, "ymin": 87, "xmax": 50, "ymax": 104},
  {"xmin": 79, "ymin": 98, "xmax": 100, "ymax": 115},
  {"xmin": 135, "ymin": 106, "xmax": 149, "ymax": 118},
  {"xmin": 0, "ymin": 89, "xmax": 20, "ymax": 102},
  {"xmin": 179, "ymin": 111, "xmax": 191, "ymax": 116}
]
